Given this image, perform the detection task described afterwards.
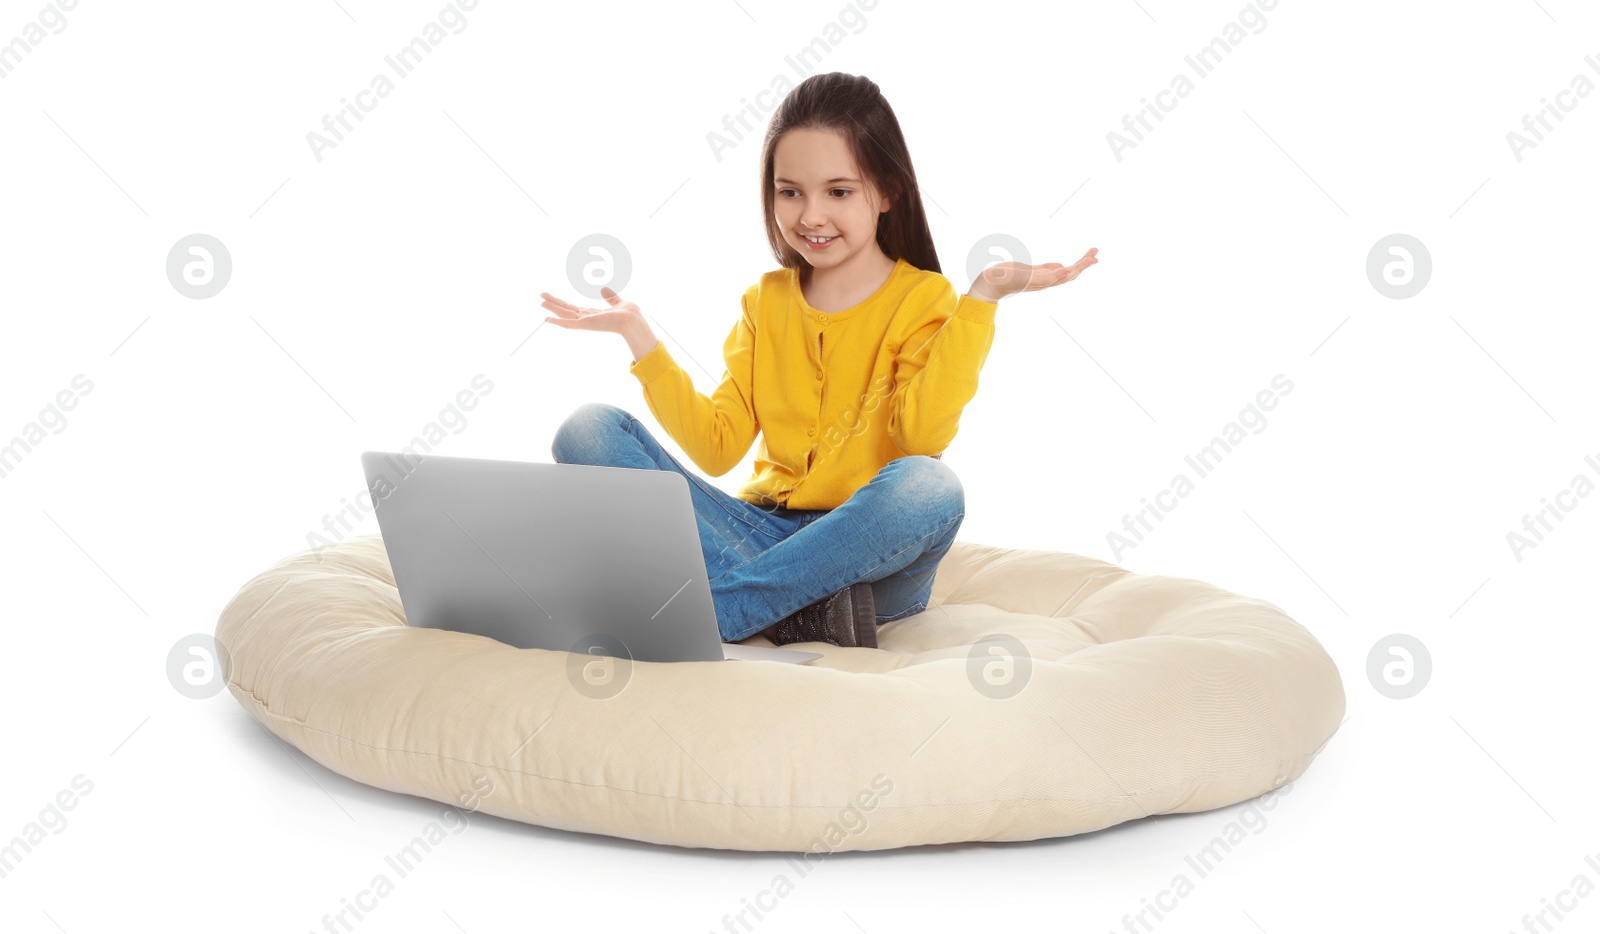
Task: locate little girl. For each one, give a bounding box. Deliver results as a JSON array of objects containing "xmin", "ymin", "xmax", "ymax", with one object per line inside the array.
[{"xmin": 540, "ymin": 72, "xmax": 1096, "ymax": 650}]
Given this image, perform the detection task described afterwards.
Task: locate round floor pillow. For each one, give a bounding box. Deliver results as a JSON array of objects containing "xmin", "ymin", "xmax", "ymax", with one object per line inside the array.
[{"xmin": 214, "ymin": 533, "xmax": 1344, "ymax": 852}]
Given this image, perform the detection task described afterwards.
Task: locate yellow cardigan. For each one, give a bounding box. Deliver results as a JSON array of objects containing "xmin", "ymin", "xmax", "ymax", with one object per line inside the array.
[{"xmin": 626, "ymin": 257, "xmax": 998, "ymax": 510}]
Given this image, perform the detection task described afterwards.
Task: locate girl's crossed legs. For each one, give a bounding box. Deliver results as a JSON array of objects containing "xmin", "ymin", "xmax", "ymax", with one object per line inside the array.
[{"xmin": 550, "ymin": 402, "xmax": 963, "ymax": 643}]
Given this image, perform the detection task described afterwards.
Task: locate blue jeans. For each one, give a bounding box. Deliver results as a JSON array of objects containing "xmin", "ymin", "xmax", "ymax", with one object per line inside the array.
[{"xmin": 549, "ymin": 402, "xmax": 965, "ymax": 642}]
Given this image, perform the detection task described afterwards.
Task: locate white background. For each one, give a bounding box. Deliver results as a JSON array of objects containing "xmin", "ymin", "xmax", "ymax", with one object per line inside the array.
[{"xmin": 2, "ymin": 0, "xmax": 1597, "ymax": 931}]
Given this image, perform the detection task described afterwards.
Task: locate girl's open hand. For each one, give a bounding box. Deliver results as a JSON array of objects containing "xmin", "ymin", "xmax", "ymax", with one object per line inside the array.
[
  {"xmin": 539, "ymin": 286, "xmax": 644, "ymax": 335},
  {"xmin": 974, "ymin": 247, "xmax": 1099, "ymax": 303}
]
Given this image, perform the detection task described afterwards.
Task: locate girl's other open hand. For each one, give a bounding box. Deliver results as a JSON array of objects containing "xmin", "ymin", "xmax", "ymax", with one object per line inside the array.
[
  {"xmin": 539, "ymin": 286, "xmax": 644, "ymax": 334},
  {"xmin": 975, "ymin": 247, "xmax": 1099, "ymax": 303}
]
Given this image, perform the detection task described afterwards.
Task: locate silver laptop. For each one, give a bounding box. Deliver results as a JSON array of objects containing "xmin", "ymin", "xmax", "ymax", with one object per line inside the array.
[{"xmin": 360, "ymin": 451, "xmax": 821, "ymax": 664}]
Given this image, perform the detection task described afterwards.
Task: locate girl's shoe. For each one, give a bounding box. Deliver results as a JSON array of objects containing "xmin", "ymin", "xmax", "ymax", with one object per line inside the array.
[{"xmin": 765, "ymin": 582, "xmax": 877, "ymax": 648}]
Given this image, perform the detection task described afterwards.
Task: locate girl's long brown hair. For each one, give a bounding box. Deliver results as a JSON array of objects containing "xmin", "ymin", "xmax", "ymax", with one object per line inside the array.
[{"xmin": 759, "ymin": 72, "xmax": 941, "ymax": 279}]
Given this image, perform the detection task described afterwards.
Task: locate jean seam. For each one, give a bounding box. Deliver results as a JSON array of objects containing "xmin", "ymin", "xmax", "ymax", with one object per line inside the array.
[
  {"xmin": 864, "ymin": 511, "xmax": 962, "ymax": 624},
  {"xmin": 876, "ymin": 601, "xmax": 927, "ymax": 624},
  {"xmin": 855, "ymin": 510, "xmax": 963, "ymax": 598}
]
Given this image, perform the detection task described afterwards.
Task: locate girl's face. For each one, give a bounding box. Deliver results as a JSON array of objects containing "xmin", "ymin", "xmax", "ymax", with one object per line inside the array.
[{"xmin": 772, "ymin": 127, "xmax": 892, "ymax": 274}]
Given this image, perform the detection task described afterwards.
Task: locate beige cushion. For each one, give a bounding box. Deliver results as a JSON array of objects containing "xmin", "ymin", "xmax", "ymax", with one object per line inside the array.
[{"xmin": 215, "ymin": 533, "xmax": 1344, "ymax": 852}]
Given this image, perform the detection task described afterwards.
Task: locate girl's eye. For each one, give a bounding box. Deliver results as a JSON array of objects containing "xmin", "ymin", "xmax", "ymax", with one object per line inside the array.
[{"xmin": 778, "ymin": 189, "xmax": 852, "ymax": 198}]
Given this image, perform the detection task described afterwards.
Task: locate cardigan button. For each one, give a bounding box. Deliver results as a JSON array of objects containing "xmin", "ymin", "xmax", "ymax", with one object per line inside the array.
[{"xmin": 807, "ymin": 427, "xmax": 816, "ymax": 436}]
